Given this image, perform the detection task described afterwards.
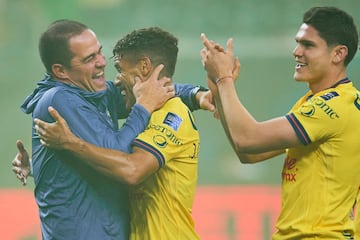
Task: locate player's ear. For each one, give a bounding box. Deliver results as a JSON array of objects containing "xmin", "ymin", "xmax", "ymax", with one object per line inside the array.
[
  {"xmin": 138, "ymin": 57, "xmax": 152, "ymax": 76},
  {"xmin": 332, "ymin": 45, "xmax": 348, "ymax": 64}
]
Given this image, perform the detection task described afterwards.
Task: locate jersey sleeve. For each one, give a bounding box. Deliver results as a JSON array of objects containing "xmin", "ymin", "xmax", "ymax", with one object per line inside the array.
[
  {"xmin": 286, "ymin": 91, "xmax": 343, "ymax": 145},
  {"xmin": 131, "ymin": 100, "xmax": 192, "ymax": 168}
]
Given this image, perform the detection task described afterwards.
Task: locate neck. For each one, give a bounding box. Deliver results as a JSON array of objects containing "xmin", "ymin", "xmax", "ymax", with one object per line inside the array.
[{"xmin": 308, "ymin": 69, "xmax": 347, "ymax": 94}]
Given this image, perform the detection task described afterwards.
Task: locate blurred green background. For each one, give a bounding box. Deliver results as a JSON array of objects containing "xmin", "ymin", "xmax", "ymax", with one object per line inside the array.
[{"xmin": 0, "ymin": 0, "xmax": 359, "ymax": 238}]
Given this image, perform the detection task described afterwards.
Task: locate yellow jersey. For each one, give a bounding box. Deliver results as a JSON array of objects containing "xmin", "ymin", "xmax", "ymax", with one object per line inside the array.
[
  {"xmin": 354, "ymin": 188, "xmax": 360, "ymax": 239},
  {"xmin": 273, "ymin": 79, "xmax": 360, "ymax": 239},
  {"xmin": 129, "ymin": 97, "xmax": 200, "ymax": 240}
]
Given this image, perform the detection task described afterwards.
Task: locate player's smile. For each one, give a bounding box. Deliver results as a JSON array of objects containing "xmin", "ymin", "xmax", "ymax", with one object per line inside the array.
[{"xmin": 295, "ymin": 61, "xmax": 307, "ymax": 70}]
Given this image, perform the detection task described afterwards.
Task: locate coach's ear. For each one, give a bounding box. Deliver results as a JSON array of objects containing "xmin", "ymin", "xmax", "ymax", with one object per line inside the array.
[
  {"xmin": 332, "ymin": 45, "xmax": 348, "ymax": 64},
  {"xmin": 52, "ymin": 64, "xmax": 69, "ymax": 80}
]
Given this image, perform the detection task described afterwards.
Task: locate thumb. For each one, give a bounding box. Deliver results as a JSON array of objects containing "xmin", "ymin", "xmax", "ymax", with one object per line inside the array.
[
  {"xmin": 204, "ymin": 101, "xmax": 216, "ymax": 112},
  {"xmin": 48, "ymin": 106, "xmax": 63, "ymax": 123},
  {"xmin": 16, "ymin": 140, "xmax": 26, "ymax": 155}
]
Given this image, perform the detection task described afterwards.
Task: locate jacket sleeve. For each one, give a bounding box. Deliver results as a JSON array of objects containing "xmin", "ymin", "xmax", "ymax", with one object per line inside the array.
[
  {"xmin": 175, "ymin": 83, "xmax": 207, "ymax": 112},
  {"xmin": 35, "ymin": 88, "xmax": 149, "ymax": 153}
]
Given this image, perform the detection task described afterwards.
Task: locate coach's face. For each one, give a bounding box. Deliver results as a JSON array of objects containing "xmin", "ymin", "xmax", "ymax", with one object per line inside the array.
[{"xmin": 66, "ymin": 29, "xmax": 107, "ymax": 92}]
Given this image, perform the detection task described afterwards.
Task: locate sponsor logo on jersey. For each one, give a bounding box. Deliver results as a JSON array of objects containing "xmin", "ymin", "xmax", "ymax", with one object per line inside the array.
[
  {"xmin": 320, "ymin": 91, "xmax": 339, "ymax": 101},
  {"xmin": 153, "ymin": 135, "xmax": 167, "ymax": 148},
  {"xmin": 307, "ymin": 96, "xmax": 339, "ymax": 119},
  {"xmin": 282, "ymin": 156, "xmax": 297, "ymax": 182},
  {"xmin": 163, "ymin": 112, "xmax": 182, "ymax": 131},
  {"xmin": 300, "ymin": 104, "xmax": 315, "ymax": 117},
  {"xmin": 148, "ymin": 124, "xmax": 183, "ymax": 146}
]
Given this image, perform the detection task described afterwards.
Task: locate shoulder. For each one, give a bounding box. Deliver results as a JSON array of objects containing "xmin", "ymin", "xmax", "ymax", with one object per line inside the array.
[
  {"xmin": 161, "ymin": 97, "xmax": 188, "ymax": 113},
  {"xmin": 36, "ymin": 86, "xmax": 88, "ymax": 118},
  {"xmin": 152, "ymin": 97, "xmax": 196, "ymax": 131},
  {"xmin": 41, "ymin": 86, "xmax": 83, "ymax": 105},
  {"xmin": 150, "ymin": 98, "xmax": 188, "ymax": 120}
]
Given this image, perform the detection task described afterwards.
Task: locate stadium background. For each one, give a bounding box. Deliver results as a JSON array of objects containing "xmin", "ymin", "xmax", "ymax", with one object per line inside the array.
[{"xmin": 0, "ymin": 0, "xmax": 359, "ymax": 239}]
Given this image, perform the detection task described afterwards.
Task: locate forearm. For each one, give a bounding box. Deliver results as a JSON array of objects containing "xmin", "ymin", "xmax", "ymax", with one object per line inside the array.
[
  {"xmin": 64, "ymin": 136, "xmax": 134, "ymax": 183},
  {"xmin": 67, "ymin": 104, "xmax": 151, "ymax": 182},
  {"xmin": 113, "ymin": 104, "xmax": 150, "ymax": 152},
  {"xmin": 45, "ymin": 104, "xmax": 150, "ymax": 182},
  {"xmin": 215, "ymin": 78, "xmax": 260, "ymax": 153},
  {"xmin": 214, "ymin": 86, "xmax": 286, "ymax": 161},
  {"xmin": 237, "ymin": 149, "xmax": 285, "ymax": 163}
]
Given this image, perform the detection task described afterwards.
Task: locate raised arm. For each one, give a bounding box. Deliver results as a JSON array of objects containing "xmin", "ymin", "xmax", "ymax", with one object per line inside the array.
[{"xmin": 200, "ymin": 33, "xmax": 300, "ymax": 160}]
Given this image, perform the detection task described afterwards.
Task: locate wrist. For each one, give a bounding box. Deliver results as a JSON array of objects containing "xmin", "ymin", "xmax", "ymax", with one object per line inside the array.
[
  {"xmin": 191, "ymin": 85, "xmax": 208, "ymax": 109},
  {"xmin": 136, "ymin": 98, "xmax": 154, "ymax": 113},
  {"xmin": 216, "ymin": 75, "xmax": 233, "ymax": 84},
  {"xmin": 62, "ymin": 134, "xmax": 80, "ymax": 151}
]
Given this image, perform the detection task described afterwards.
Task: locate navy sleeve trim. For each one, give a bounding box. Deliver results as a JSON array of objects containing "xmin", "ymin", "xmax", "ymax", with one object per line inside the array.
[
  {"xmin": 286, "ymin": 113, "xmax": 311, "ymax": 145},
  {"xmin": 132, "ymin": 139, "xmax": 165, "ymax": 168}
]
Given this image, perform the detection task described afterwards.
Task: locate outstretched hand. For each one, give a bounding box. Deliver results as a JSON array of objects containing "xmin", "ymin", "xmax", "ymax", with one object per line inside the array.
[
  {"xmin": 34, "ymin": 106, "xmax": 75, "ymax": 149},
  {"xmin": 200, "ymin": 33, "xmax": 240, "ymax": 84},
  {"xmin": 133, "ymin": 64, "xmax": 175, "ymax": 113},
  {"xmin": 12, "ymin": 140, "xmax": 30, "ymax": 186}
]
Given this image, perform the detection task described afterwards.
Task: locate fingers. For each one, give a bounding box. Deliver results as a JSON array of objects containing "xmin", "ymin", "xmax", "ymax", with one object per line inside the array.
[
  {"xmin": 149, "ymin": 64, "xmax": 174, "ymax": 97},
  {"xmin": 34, "ymin": 120, "xmax": 46, "ymax": 139},
  {"xmin": 203, "ymin": 101, "xmax": 215, "ymax": 112},
  {"xmin": 35, "ymin": 125, "xmax": 50, "ymax": 146},
  {"xmin": 34, "ymin": 117, "xmax": 46, "ymax": 129},
  {"xmin": 200, "ymin": 48, "xmax": 207, "ymax": 66},
  {"xmin": 20, "ymin": 176, "xmax": 27, "ymax": 186},
  {"xmin": 40, "ymin": 138, "xmax": 49, "ymax": 147},
  {"xmin": 158, "ymin": 77, "xmax": 172, "ymax": 91},
  {"xmin": 34, "ymin": 118, "xmax": 48, "ymax": 141},
  {"xmin": 48, "ymin": 106, "xmax": 62, "ymax": 123},
  {"xmin": 226, "ymin": 38, "xmax": 233, "ymax": 55},
  {"xmin": 201, "ymin": 33, "xmax": 229, "ymax": 53},
  {"xmin": 114, "ymin": 73, "xmax": 121, "ymax": 86},
  {"xmin": 13, "ymin": 169, "xmax": 27, "ymax": 186},
  {"xmin": 34, "ymin": 124, "xmax": 43, "ymax": 138},
  {"xmin": 151, "ymin": 64, "xmax": 164, "ymax": 81},
  {"xmin": 166, "ymin": 84, "xmax": 175, "ymax": 94},
  {"xmin": 214, "ymin": 43, "xmax": 225, "ymax": 53},
  {"xmin": 204, "ymin": 100, "xmax": 216, "ymax": 113},
  {"xmin": 213, "ymin": 109, "xmax": 220, "ymax": 119},
  {"xmin": 232, "ymin": 57, "xmax": 241, "ymax": 80},
  {"xmin": 11, "ymin": 152, "xmax": 27, "ymax": 186},
  {"xmin": 158, "ymin": 77, "xmax": 175, "ymax": 98},
  {"xmin": 12, "ymin": 157, "xmax": 21, "ymax": 169},
  {"xmin": 165, "ymin": 82, "xmax": 175, "ymax": 97},
  {"xmin": 200, "ymin": 33, "xmax": 212, "ymax": 49}
]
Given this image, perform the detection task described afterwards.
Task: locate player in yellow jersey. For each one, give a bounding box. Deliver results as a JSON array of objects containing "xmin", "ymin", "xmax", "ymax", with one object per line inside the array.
[
  {"xmin": 32, "ymin": 27, "xmax": 202, "ymax": 239},
  {"xmin": 354, "ymin": 188, "xmax": 360, "ymax": 239},
  {"xmin": 200, "ymin": 6, "xmax": 360, "ymax": 239}
]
